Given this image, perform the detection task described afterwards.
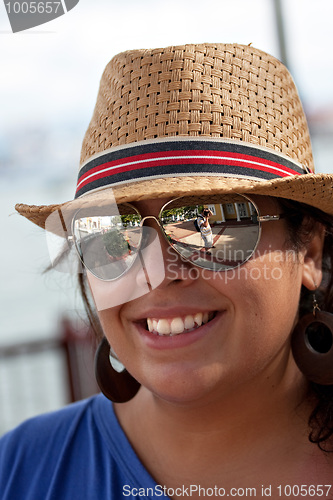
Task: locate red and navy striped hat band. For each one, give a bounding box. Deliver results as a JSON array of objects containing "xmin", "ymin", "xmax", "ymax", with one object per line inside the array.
[{"xmin": 75, "ymin": 138, "xmax": 308, "ymax": 199}]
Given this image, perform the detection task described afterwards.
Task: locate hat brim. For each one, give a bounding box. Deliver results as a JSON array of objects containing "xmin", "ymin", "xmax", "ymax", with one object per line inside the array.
[{"xmin": 15, "ymin": 172, "xmax": 333, "ymax": 235}]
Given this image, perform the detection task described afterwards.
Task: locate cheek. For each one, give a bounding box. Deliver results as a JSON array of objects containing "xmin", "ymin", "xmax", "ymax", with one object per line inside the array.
[
  {"xmin": 98, "ymin": 308, "xmax": 121, "ymax": 342},
  {"xmin": 243, "ymin": 254, "xmax": 302, "ymax": 348},
  {"xmin": 96, "ymin": 307, "xmax": 137, "ymax": 369},
  {"xmin": 86, "ymin": 266, "xmax": 153, "ymax": 312},
  {"xmin": 248, "ymin": 220, "xmax": 302, "ymax": 317},
  {"xmin": 86, "ymin": 272, "xmax": 125, "ymax": 349},
  {"xmin": 212, "ymin": 248, "xmax": 303, "ymax": 366}
]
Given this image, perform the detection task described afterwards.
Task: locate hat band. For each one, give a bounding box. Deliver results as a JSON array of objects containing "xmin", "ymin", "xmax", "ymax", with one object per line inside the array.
[{"xmin": 75, "ymin": 139, "xmax": 306, "ymax": 199}]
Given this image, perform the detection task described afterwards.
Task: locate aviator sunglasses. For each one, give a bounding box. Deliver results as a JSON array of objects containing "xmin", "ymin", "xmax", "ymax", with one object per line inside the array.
[{"xmin": 70, "ymin": 193, "xmax": 285, "ymax": 281}]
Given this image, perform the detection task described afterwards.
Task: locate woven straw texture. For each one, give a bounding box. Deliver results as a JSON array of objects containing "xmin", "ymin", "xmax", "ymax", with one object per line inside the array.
[
  {"xmin": 80, "ymin": 43, "xmax": 313, "ymax": 171},
  {"xmin": 15, "ymin": 43, "xmax": 333, "ymax": 229}
]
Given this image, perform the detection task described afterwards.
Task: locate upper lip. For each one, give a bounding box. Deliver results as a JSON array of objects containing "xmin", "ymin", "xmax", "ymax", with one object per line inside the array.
[{"xmin": 129, "ymin": 306, "xmax": 223, "ymax": 322}]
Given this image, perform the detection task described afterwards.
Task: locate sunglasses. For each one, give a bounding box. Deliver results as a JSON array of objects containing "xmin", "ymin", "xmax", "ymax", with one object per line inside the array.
[{"xmin": 69, "ymin": 193, "xmax": 285, "ymax": 281}]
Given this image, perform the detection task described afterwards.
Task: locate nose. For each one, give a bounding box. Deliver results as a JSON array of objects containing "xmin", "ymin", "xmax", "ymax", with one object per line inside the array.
[{"xmin": 135, "ymin": 215, "xmax": 196, "ymax": 290}]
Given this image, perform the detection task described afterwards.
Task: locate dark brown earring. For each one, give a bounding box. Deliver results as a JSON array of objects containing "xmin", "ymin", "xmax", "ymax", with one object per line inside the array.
[
  {"xmin": 94, "ymin": 337, "xmax": 141, "ymax": 402},
  {"xmin": 291, "ymin": 296, "xmax": 333, "ymax": 385}
]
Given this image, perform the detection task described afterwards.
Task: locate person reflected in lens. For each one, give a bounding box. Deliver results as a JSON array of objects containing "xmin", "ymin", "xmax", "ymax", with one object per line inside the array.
[{"xmin": 197, "ymin": 207, "xmax": 214, "ymax": 253}]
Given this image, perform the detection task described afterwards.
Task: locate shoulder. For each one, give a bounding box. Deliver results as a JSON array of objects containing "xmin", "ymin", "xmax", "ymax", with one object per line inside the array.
[
  {"xmin": 0, "ymin": 395, "xmax": 96, "ymax": 451},
  {"xmin": 0, "ymin": 396, "xmax": 106, "ymax": 498},
  {"xmin": 0, "ymin": 396, "xmax": 97, "ymax": 467},
  {"xmin": 0, "ymin": 394, "xmax": 163, "ymax": 499}
]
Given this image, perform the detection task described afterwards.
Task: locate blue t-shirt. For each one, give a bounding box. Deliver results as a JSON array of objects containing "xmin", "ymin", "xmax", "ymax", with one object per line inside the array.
[{"xmin": 0, "ymin": 394, "xmax": 169, "ymax": 499}]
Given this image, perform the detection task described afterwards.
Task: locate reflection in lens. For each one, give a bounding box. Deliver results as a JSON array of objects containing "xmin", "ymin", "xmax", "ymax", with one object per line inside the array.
[
  {"xmin": 72, "ymin": 203, "xmax": 143, "ymax": 280},
  {"xmin": 45, "ymin": 209, "xmax": 83, "ymax": 275},
  {"xmin": 86, "ymin": 226, "xmax": 165, "ymax": 310},
  {"xmin": 161, "ymin": 194, "xmax": 260, "ymax": 271}
]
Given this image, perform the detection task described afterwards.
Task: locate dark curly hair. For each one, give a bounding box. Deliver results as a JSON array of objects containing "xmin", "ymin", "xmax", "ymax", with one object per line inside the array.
[
  {"xmin": 78, "ymin": 196, "xmax": 333, "ymax": 452},
  {"xmin": 278, "ymin": 198, "xmax": 333, "ymax": 452}
]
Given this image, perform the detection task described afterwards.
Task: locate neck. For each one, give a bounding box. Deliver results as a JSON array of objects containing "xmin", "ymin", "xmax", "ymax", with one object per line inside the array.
[{"xmin": 115, "ymin": 360, "xmax": 313, "ymax": 486}]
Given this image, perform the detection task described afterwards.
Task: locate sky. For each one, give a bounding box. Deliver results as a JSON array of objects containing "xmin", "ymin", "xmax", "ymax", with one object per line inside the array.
[{"xmin": 1, "ymin": 0, "xmax": 332, "ymax": 135}]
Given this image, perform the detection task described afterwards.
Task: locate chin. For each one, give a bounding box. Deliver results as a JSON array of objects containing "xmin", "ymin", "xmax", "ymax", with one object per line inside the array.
[{"xmin": 138, "ymin": 362, "xmax": 228, "ymax": 405}]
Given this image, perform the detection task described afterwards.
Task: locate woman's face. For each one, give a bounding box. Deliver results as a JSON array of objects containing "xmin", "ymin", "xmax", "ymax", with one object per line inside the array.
[{"xmin": 87, "ymin": 196, "xmax": 324, "ymax": 404}]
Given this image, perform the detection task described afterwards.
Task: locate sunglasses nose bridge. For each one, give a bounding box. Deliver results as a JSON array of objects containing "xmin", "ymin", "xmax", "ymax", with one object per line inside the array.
[
  {"xmin": 140, "ymin": 215, "xmax": 165, "ymax": 235},
  {"xmin": 140, "ymin": 214, "xmax": 161, "ymax": 225},
  {"xmin": 140, "ymin": 215, "xmax": 174, "ymax": 253}
]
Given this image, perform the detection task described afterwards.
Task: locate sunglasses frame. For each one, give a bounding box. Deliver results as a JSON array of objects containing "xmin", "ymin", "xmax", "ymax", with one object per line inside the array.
[{"xmin": 69, "ymin": 193, "xmax": 285, "ymax": 282}]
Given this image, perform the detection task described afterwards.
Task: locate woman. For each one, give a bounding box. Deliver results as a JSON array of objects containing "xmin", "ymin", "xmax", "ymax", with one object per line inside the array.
[{"xmin": 2, "ymin": 43, "xmax": 333, "ymax": 499}]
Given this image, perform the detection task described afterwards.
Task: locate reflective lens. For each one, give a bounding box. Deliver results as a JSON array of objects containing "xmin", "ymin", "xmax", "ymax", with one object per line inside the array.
[
  {"xmin": 72, "ymin": 203, "xmax": 143, "ymax": 280},
  {"xmin": 160, "ymin": 194, "xmax": 260, "ymax": 271},
  {"xmin": 72, "ymin": 193, "xmax": 261, "ymax": 280}
]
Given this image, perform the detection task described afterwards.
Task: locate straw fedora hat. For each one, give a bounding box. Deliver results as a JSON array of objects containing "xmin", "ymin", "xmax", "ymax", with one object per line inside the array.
[{"xmin": 16, "ymin": 42, "xmax": 333, "ymax": 232}]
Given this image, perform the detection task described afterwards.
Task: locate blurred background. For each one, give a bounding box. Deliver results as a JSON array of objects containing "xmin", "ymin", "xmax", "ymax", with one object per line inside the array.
[{"xmin": 1, "ymin": 0, "xmax": 333, "ymax": 435}]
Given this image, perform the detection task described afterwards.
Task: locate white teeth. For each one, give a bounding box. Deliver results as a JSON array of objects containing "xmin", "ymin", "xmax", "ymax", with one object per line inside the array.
[
  {"xmin": 156, "ymin": 319, "xmax": 170, "ymax": 335},
  {"xmin": 184, "ymin": 315, "xmax": 195, "ymax": 330},
  {"xmin": 147, "ymin": 311, "xmax": 214, "ymax": 336},
  {"xmin": 170, "ymin": 318, "xmax": 185, "ymax": 335},
  {"xmin": 147, "ymin": 318, "xmax": 153, "ymax": 332},
  {"xmin": 194, "ymin": 312, "xmax": 203, "ymax": 327}
]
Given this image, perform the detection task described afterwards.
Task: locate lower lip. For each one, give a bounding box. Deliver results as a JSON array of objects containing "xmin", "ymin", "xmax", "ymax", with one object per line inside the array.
[{"xmin": 135, "ymin": 312, "xmax": 223, "ymax": 350}]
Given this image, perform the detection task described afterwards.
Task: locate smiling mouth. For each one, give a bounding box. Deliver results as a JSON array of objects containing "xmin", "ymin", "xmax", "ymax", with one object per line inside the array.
[{"xmin": 145, "ymin": 311, "xmax": 216, "ymax": 337}]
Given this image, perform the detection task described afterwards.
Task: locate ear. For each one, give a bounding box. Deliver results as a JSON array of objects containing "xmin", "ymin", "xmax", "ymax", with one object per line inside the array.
[{"xmin": 301, "ymin": 225, "xmax": 325, "ymax": 290}]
